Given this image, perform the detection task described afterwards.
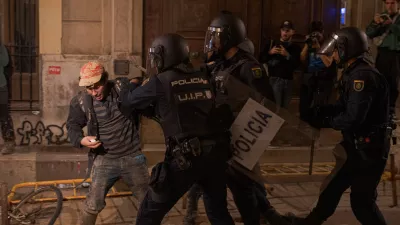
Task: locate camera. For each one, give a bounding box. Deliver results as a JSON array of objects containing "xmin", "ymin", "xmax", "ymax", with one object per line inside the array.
[
  {"xmin": 310, "ymin": 32, "xmax": 320, "ymax": 39},
  {"xmin": 380, "ymin": 14, "xmax": 390, "ymax": 20},
  {"xmin": 306, "ymin": 32, "xmax": 322, "ymax": 45}
]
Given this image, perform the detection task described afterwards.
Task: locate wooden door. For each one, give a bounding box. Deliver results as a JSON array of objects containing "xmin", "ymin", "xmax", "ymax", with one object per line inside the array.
[
  {"xmin": 142, "ymin": 0, "xmax": 263, "ymax": 144},
  {"xmin": 261, "ymin": 0, "xmax": 340, "ymax": 41},
  {"xmin": 144, "ymin": 0, "xmax": 225, "ymax": 68},
  {"xmin": 262, "ymin": 0, "xmax": 312, "ymax": 43},
  {"xmin": 313, "ymin": 0, "xmax": 341, "ymax": 37},
  {"xmin": 144, "ymin": 0, "xmax": 263, "ymax": 67},
  {"xmin": 222, "ymin": 0, "xmax": 263, "ymax": 56}
]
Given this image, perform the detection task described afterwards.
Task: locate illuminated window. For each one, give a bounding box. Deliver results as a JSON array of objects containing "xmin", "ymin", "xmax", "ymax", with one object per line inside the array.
[
  {"xmin": 341, "ymin": 8, "xmax": 346, "ymax": 25},
  {"xmin": 340, "ymin": 0, "xmax": 348, "ymax": 27}
]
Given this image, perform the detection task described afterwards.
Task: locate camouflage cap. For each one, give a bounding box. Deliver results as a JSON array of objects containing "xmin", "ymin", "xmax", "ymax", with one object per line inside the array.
[{"xmin": 79, "ymin": 61, "xmax": 105, "ymax": 87}]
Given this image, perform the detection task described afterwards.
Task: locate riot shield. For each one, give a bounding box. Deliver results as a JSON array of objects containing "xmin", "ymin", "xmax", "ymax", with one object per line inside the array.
[{"xmin": 216, "ymin": 70, "xmax": 322, "ymax": 184}]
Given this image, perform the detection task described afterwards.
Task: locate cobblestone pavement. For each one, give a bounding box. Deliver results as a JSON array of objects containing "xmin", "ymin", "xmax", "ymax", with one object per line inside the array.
[{"xmin": 10, "ymin": 180, "xmax": 399, "ymax": 225}]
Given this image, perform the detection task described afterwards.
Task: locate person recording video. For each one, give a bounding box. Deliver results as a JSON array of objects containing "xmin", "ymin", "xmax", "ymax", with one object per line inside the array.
[
  {"xmin": 259, "ymin": 20, "xmax": 301, "ymax": 112},
  {"xmin": 366, "ymin": 0, "xmax": 400, "ymax": 121},
  {"xmin": 299, "ymin": 21, "xmax": 337, "ymax": 121}
]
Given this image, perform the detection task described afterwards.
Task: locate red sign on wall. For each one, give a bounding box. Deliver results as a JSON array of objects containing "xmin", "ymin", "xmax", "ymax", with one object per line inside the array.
[{"xmin": 48, "ymin": 66, "xmax": 61, "ymax": 75}]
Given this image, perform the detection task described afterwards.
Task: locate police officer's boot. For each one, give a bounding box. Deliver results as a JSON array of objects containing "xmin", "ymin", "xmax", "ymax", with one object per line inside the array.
[
  {"xmin": 81, "ymin": 211, "xmax": 98, "ymax": 225},
  {"xmin": 263, "ymin": 208, "xmax": 292, "ymax": 225},
  {"xmin": 285, "ymin": 214, "xmax": 324, "ymax": 225}
]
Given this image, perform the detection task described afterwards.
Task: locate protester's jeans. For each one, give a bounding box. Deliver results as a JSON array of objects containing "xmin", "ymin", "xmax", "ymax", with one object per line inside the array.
[
  {"xmin": 269, "ymin": 77, "xmax": 293, "ymax": 111},
  {"xmin": 84, "ymin": 153, "xmax": 150, "ymax": 214}
]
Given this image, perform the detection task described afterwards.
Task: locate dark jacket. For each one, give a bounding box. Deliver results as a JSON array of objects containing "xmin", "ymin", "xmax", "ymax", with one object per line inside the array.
[
  {"xmin": 66, "ymin": 81, "xmax": 140, "ymax": 148},
  {"xmin": 259, "ymin": 39, "xmax": 301, "ymax": 80}
]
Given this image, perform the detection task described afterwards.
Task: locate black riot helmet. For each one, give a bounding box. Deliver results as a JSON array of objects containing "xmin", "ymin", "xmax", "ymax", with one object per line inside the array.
[
  {"xmin": 204, "ymin": 11, "xmax": 247, "ymax": 55},
  {"xmin": 146, "ymin": 33, "xmax": 190, "ymax": 76},
  {"xmin": 318, "ymin": 27, "xmax": 368, "ymax": 63}
]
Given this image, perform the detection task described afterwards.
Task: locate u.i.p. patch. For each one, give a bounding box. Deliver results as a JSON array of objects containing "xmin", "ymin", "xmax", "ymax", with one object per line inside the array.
[
  {"xmin": 353, "ymin": 80, "xmax": 364, "ymax": 92},
  {"xmin": 251, "ymin": 67, "xmax": 262, "ymax": 78}
]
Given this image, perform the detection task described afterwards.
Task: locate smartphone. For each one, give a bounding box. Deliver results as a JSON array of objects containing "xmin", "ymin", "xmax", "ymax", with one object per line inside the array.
[
  {"xmin": 380, "ymin": 14, "xmax": 390, "ymax": 20},
  {"xmin": 90, "ymin": 138, "xmax": 98, "ymax": 143}
]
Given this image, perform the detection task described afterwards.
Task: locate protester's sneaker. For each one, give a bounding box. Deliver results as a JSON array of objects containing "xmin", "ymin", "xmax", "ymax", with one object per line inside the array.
[{"xmin": 1, "ymin": 141, "xmax": 15, "ymax": 155}]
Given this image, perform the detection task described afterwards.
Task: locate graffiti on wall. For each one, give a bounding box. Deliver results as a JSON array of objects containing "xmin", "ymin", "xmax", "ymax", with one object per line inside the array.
[{"xmin": 17, "ymin": 121, "xmax": 69, "ymax": 145}]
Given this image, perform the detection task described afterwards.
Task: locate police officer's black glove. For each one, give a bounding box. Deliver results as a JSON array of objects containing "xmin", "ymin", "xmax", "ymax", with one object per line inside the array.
[
  {"xmin": 209, "ymin": 104, "xmax": 234, "ymax": 131},
  {"xmin": 130, "ymin": 76, "xmax": 144, "ymax": 85},
  {"xmin": 140, "ymin": 106, "xmax": 155, "ymax": 117},
  {"xmin": 302, "ymin": 107, "xmax": 332, "ymax": 129},
  {"xmin": 321, "ymin": 116, "xmax": 333, "ymax": 128},
  {"xmin": 138, "ymin": 105, "xmax": 160, "ymax": 124},
  {"xmin": 309, "ymin": 116, "xmax": 333, "ymax": 129},
  {"xmin": 301, "ymin": 107, "xmax": 319, "ymax": 123},
  {"xmin": 114, "ymin": 77, "xmax": 131, "ymax": 93}
]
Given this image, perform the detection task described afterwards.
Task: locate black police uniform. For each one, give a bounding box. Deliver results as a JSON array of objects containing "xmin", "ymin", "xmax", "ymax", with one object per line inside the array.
[
  {"xmin": 299, "ymin": 57, "xmax": 390, "ymax": 225},
  {"xmin": 210, "ymin": 49, "xmax": 282, "ymax": 225},
  {"xmin": 183, "ymin": 40, "xmax": 268, "ymax": 225},
  {"xmin": 203, "ymin": 11, "xmax": 286, "ymax": 225},
  {"xmin": 120, "ymin": 66, "xmax": 234, "ymax": 225},
  {"xmin": 294, "ymin": 26, "xmax": 391, "ymax": 225},
  {"xmin": 212, "ymin": 49, "xmax": 274, "ymax": 109},
  {"xmin": 183, "ymin": 52, "xmax": 225, "ymax": 225}
]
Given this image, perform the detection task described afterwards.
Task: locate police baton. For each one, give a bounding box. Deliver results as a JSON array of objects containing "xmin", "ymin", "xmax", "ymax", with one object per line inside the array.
[
  {"xmin": 127, "ymin": 58, "xmax": 154, "ymax": 86},
  {"xmin": 309, "ymin": 72, "xmax": 322, "ymax": 175},
  {"xmin": 132, "ymin": 63, "xmax": 147, "ymax": 74},
  {"xmin": 128, "ymin": 55, "xmax": 149, "ymax": 78}
]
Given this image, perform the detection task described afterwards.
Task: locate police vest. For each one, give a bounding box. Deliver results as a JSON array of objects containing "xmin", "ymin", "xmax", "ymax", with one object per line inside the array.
[
  {"xmin": 343, "ymin": 59, "xmax": 389, "ymax": 129},
  {"xmin": 212, "ymin": 52, "xmax": 265, "ymax": 117},
  {"xmin": 156, "ymin": 68, "xmax": 215, "ymax": 140}
]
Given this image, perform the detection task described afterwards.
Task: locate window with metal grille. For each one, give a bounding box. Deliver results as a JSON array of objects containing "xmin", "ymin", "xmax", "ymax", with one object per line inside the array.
[{"xmin": 4, "ymin": 0, "xmax": 39, "ymax": 110}]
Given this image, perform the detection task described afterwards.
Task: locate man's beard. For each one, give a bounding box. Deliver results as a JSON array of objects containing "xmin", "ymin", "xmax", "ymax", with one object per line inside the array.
[{"xmin": 98, "ymin": 82, "xmax": 111, "ymax": 101}]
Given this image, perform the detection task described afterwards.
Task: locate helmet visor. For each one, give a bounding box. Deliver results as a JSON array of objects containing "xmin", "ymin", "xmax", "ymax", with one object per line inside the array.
[
  {"xmin": 317, "ymin": 34, "xmax": 339, "ymax": 56},
  {"xmin": 204, "ymin": 27, "xmax": 223, "ymax": 53},
  {"xmin": 145, "ymin": 47, "xmax": 159, "ymax": 77}
]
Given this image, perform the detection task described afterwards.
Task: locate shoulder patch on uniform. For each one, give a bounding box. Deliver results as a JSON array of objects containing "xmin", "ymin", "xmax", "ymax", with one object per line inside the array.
[
  {"xmin": 251, "ymin": 67, "xmax": 262, "ymax": 78},
  {"xmin": 353, "ymin": 80, "xmax": 364, "ymax": 92}
]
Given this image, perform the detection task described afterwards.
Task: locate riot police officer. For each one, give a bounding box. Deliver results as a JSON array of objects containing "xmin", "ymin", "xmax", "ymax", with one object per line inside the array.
[
  {"xmin": 183, "ymin": 38, "xmax": 258, "ymax": 225},
  {"xmin": 288, "ymin": 27, "xmax": 390, "ymax": 225},
  {"xmin": 204, "ymin": 11, "xmax": 287, "ymax": 225},
  {"xmin": 119, "ymin": 33, "xmax": 234, "ymax": 225}
]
